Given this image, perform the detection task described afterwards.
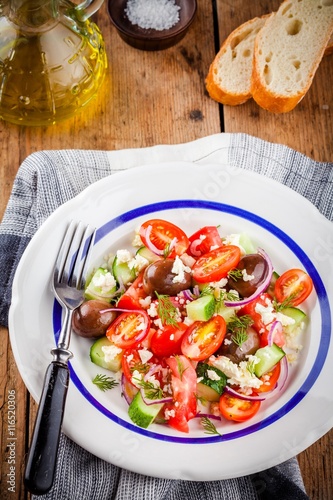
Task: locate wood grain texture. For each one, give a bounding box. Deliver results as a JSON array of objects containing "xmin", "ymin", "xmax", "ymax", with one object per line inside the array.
[{"xmin": 0, "ymin": 1, "xmax": 332, "ymax": 498}]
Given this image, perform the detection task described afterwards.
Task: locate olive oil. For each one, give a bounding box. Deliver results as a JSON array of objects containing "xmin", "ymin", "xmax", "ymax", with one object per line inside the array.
[{"xmin": 0, "ymin": 1, "xmax": 107, "ymax": 126}]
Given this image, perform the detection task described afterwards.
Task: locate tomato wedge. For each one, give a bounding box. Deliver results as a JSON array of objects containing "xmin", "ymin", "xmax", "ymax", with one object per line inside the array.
[
  {"xmin": 139, "ymin": 219, "xmax": 189, "ymax": 257},
  {"xmin": 188, "ymin": 226, "xmax": 222, "ymax": 257},
  {"xmin": 274, "ymin": 269, "xmax": 313, "ymax": 307},
  {"xmin": 181, "ymin": 315, "xmax": 226, "ymax": 361},
  {"xmin": 239, "ymin": 292, "xmax": 272, "ymax": 335},
  {"xmin": 117, "ymin": 272, "xmax": 148, "ymax": 310},
  {"xmin": 150, "ymin": 322, "xmax": 187, "ymax": 357},
  {"xmin": 164, "ymin": 355, "xmax": 197, "ymax": 433},
  {"xmin": 219, "ymin": 392, "xmax": 261, "ymax": 422},
  {"xmin": 106, "ymin": 311, "xmax": 150, "ymax": 349},
  {"xmin": 192, "ymin": 245, "xmax": 241, "ymax": 283}
]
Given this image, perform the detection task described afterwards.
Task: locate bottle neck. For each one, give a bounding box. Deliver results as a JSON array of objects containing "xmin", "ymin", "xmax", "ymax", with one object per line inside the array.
[{"xmin": 9, "ymin": 0, "xmax": 59, "ymax": 31}]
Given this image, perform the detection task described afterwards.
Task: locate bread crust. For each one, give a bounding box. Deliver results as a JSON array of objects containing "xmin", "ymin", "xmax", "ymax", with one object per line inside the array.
[
  {"xmin": 205, "ymin": 16, "xmax": 267, "ymax": 106},
  {"xmin": 251, "ymin": 0, "xmax": 333, "ymax": 113}
]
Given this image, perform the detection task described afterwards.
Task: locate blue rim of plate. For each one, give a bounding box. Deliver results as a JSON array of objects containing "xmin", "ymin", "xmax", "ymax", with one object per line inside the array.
[{"xmin": 53, "ymin": 199, "xmax": 331, "ymax": 444}]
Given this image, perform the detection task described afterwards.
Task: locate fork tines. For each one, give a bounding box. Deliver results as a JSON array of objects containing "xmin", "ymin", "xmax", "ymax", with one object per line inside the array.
[{"xmin": 55, "ymin": 221, "xmax": 96, "ymax": 291}]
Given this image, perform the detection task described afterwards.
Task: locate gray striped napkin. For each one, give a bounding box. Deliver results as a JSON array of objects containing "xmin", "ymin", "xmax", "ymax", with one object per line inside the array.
[{"xmin": 2, "ymin": 132, "xmax": 330, "ymax": 499}]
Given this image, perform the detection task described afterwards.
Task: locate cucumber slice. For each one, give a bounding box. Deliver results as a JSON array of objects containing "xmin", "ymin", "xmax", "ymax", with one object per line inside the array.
[
  {"xmin": 128, "ymin": 391, "xmax": 164, "ymax": 428},
  {"xmin": 281, "ymin": 307, "xmax": 307, "ymax": 335},
  {"xmin": 216, "ymin": 302, "xmax": 237, "ymax": 323},
  {"xmin": 112, "ymin": 255, "xmax": 136, "ymax": 286},
  {"xmin": 136, "ymin": 246, "xmax": 160, "ymax": 263},
  {"xmin": 186, "ymin": 295, "xmax": 215, "ymax": 321},
  {"xmin": 90, "ymin": 337, "xmax": 123, "ymax": 372},
  {"xmin": 254, "ymin": 343, "xmax": 286, "ymax": 378},
  {"xmin": 239, "ymin": 232, "xmax": 256, "ymax": 254},
  {"xmin": 85, "ymin": 267, "xmax": 117, "ymax": 301},
  {"xmin": 196, "ymin": 363, "xmax": 227, "ymax": 402}
]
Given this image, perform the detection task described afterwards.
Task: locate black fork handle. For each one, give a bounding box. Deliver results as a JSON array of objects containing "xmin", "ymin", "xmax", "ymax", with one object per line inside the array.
[{"xmin": 24, "ymin": 360, "xmax": 69, "ymax": 495}]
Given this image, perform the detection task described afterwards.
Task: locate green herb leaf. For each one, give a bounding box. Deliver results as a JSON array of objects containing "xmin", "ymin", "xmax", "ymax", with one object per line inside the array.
[
  {"xmin": 273, "ymin": 293, "xmax": 298, "ymax": 312},
  {"xmin": 227, "ymin": 269, "xmax": 243, "ymax": 281},
  {"xmin": 175, "ymin": 355, "xmax": 187, "ymax": 380},
  {"xmin": 155, "ymin": 292, "xmax": 179, "ymax": 327},
  {"xmin": 200, "ymin": 416, "xmax": 222, "ymax": 436},
  {"xmin": 93, "ymin": 374, "xmax": 119, "ymax": 392},
  {"xmin": 134, "ymin": 377, "xmax": 164, "ymax": 400},
  {"xmin": 228, "ymin": 314, "xmax": 253, "ymax": 347}
]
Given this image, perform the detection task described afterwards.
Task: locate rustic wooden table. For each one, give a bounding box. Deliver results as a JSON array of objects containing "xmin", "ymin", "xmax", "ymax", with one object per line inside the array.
[{"xmin": 1, "ymin": 1, "xmax": 332, "ymax": 498}]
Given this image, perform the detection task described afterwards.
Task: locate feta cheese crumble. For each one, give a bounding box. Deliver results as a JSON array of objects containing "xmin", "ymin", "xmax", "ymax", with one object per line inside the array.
[
  {"xmin": 138, "ymin": 349, "xmax": 154, "ymax": 364},
  {"xmin": 171, "ymin": 256, "xmax": 191, "ymax": 284},
  {"xmin": 92, "ymin": 271, "xmax": 116, "ymax": 293},
  {"xmin": 210, "ymin": 355, "xmax": 263, "ymax": 392},
  {"xmin": 101, "ymin": 344, "xmax": 122, "ymax": 362}
]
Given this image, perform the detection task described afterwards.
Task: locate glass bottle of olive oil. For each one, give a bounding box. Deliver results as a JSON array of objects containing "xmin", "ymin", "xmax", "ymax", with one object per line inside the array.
[{"xmin": 0, "ymin": 0, "xmax": 107, "ymax": 126}]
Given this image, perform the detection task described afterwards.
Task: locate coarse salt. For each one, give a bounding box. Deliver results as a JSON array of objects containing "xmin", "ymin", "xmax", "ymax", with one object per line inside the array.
[{"xmin": 125, "ymin": 0, "xmax": 181, "ymax": 31}]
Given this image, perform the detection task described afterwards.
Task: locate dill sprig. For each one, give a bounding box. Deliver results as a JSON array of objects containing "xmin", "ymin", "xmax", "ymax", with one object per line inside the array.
[
  {"xmin": 273, "ymin": 293, "xmax": 298, "ymax": 312},
  {"xmin": 228, "ymin": 315, "xmax": 253, "ymax": 347},
  {"xmin": 130, "ymin": 361, "xmax": 150, "ymax": 374},
  {"xmin": 163, "ymin": 243, "xmax": 172, "ymax": 258},
  {"xmin": 200, "ymin": 417, "xmax": 222, "ymax": 436},
  {"xmin": 134, "ymin": 378, "xmax": 164, "ymax": 400},
  {"xmin": 155, "ymin": 292, "xmax": 179, "ymax": 327},
  {"xmin": 175, "ymin": 355, "xmax": 187, "ymax": 380},
  {"xmin": 247, "ymin": 358, "xmax": 257, "ymax": 375},
  {"xmin": 227, "ymin": 269, "xmax": 243, "ymax": 281},
  {"xmin": 93, "ymin": 374, "xmax": 119, "ymax": 392}
]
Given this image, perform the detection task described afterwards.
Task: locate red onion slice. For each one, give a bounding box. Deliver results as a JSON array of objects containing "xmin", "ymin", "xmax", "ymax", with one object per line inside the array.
[
  {"xmin": 267, "ymin": 320, "xmax": 283, "ymax": 346},
  {"xmin": 224, "ymin": 385, "xmax": 268, "ymax": 402},
  {"xmin": 189, "ymin": 239, "xmax": 203, "ymax": 257},
  {"xmin": 140, "ymin": 388, "xmax": 173, "ymax": 406},
  {"xmin": 121, "ymin": 373, "xmax": 138, "ymax": 405},
  {"xmin": 143, "ymin": 225, "xmax": 165, "ymax": 256},
  {"xmin": 182, "ymin": 289, "xmax": 195, "ymax": 302},
  {"xmin": 143, "ymin": 225, "xmax": 178, "ymax": 256},
  {"xmin": 224, "ymin": 248, "xmax": 273, "ymax": 307},
  {"xmin": 195, "ymin": 412, "xmax": 221, "ymax": 421}
]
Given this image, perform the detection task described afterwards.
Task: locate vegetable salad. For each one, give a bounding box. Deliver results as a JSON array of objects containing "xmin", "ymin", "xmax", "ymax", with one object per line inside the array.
[{"xmin": 72, "ymin": 219, "xmax": 314, "ymax": 434}]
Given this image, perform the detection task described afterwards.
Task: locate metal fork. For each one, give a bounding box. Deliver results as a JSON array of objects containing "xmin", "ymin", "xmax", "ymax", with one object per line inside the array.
[{"xmin": 24, "ymin": 221, "xmax": 96, "ymax": 496}]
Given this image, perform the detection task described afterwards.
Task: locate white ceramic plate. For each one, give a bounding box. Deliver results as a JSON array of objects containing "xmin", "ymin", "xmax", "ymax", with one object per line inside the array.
[{"xmin": 9, "ymin": 162, "xmax": 333, "ymax": 481}]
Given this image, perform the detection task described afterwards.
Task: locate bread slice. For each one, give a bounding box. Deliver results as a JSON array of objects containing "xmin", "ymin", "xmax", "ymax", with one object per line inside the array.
[
  {"xmin": 206, "ymin": 15, "xmax": 269, "ymax": 105},
  {"xmin": 251, "ymin": 0, "xmax": 333, "ymax": 113}
]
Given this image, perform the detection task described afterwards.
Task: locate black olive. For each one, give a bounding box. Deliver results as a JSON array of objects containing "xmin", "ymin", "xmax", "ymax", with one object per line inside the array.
[
  {"xmin": 217, "ymin": 326, "xmax": 261, "ymax": 364},
  {"xmin": 72, "ymin": 300, "xmax": 118, "ymax": 338},
  {"xmin": 228, "ymin": 253, "xmax": 268, "ymax": 298},
  {"xmin": 143, "ymin": 258, "xmax": 192, "ymax": 296}
]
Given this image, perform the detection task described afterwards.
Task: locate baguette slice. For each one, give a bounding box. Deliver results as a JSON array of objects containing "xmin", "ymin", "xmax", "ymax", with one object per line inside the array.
[
  {"xmin": 206, "ymin": 15, "xmax": 269, "ymax": 105},
  {"xmin": 251, "ymin": 0, "xmax": 333, "ymax": 113}
]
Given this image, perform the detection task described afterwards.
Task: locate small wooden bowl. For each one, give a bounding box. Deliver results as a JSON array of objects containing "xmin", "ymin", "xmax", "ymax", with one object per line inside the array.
[{"xmin": 108, "ymin": 0, "xmax": 197, "ymax": 51}]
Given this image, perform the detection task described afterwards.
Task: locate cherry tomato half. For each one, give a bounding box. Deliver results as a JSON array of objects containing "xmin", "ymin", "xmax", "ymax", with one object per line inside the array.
[
  {"xmin": 188, "ymin": 226, "xmax": 222, "ymax": 257},
  {"xmin": 181, "ymin": 315, "xmax": 226, "ymax": 361},
  {"xmin": 106, "ymin": 311, "xmax": 150, "ymax": 349},
  {"xmin": 139, "ymin": 219, "xmax": 190, "ymax": 257},
  {"xmin": 219, "ymin": 392, "xmax": 261, "ymax": 422},
  {"xmin": 192, "ymin": 245, "xmax": 241, "ymax": 283},
  {"xmin": 274, "ymin": 269, "xmax": 313, "ymax": 307},
  {"xmin": 150, "ymin": 322, "xmax": 187, "ymax": 358}
]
